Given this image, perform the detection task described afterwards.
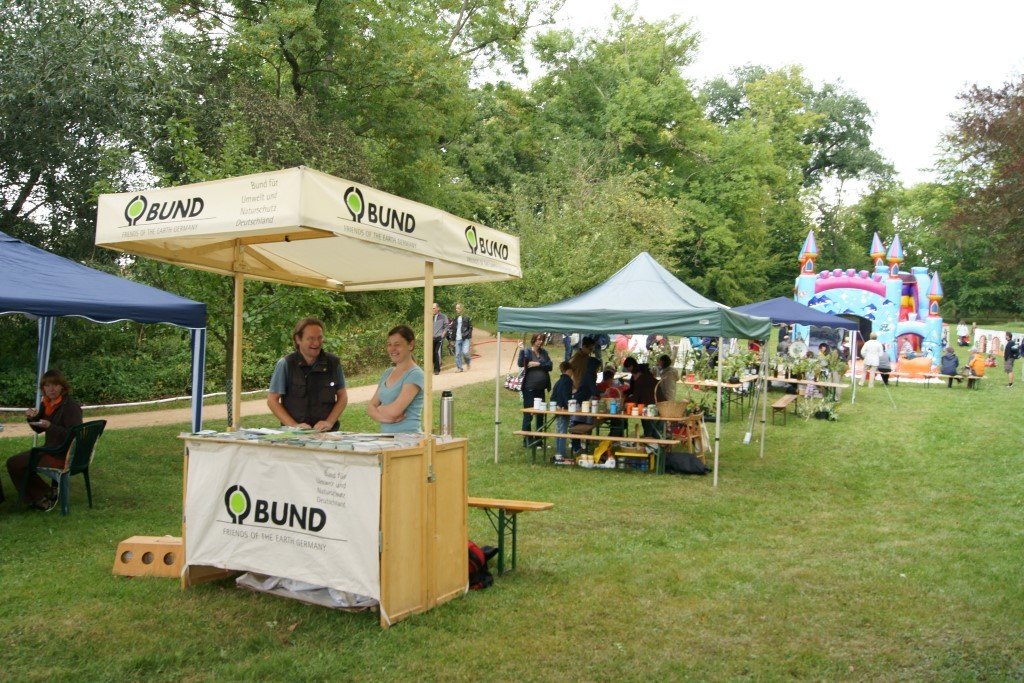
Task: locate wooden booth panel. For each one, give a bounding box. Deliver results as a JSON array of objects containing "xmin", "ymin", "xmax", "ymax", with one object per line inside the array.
[
  {"xmin": 431, "ymin": 439, "xmax": 469, "ymax": 605},
  {"xmin": 379, "ymin": 438, "xmax": 468, "ymax": 627}
]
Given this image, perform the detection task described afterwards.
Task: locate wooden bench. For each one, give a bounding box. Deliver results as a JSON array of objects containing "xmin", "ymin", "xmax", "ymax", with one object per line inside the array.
[
  {"xmin": 771, "ymin": 394, "xmax": 799, "ymax": 425},
  {"xmin": 468, "ymin": 497, "xmax": 554, "ymax": 575},
  {"xmin": 924, "ymin": 373, "xmax": 984, "ymax": 389}
]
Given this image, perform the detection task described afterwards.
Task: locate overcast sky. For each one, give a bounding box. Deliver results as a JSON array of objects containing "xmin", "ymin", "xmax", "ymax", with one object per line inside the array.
[{"xmin": 545, "ymin": 0, "xmax": 1024, "ymax": 186}]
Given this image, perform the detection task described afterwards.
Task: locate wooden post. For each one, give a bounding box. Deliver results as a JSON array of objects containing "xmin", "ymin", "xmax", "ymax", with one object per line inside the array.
[{"xmin": 232, "ymin": 269, "xmax": 244, "ymax": 431}]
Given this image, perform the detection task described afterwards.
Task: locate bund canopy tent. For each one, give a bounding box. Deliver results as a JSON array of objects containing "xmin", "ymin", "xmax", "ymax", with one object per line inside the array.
[
  {"xmin": 0, "ymin": 231, "xmax": 207, "ymax": 431},
  {"xmin": 496, "ymin": 252, "xmax": 772, "ymax": 486},
  {"xmin": 95, "ymin": 166, "xmax": 521, "ymax": 433},
  {"xmin": 96, "ymin": 168, "xmax": 520, "ymax": 626},
  {"xmin": 733, "ymin": 296, "xmax": 862, "ymax": 403}
]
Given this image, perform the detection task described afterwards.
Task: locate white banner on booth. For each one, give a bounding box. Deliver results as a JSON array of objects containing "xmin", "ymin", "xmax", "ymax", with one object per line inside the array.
[{"xmin": 185, "ymin": 440, "xmax": 381, "ymax": 600}]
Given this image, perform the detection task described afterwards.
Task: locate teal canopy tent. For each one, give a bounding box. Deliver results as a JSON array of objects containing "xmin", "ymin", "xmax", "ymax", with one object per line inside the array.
[
  {"xmin": 497, "ymin": 252, "xmax": 770, "ymax": 340},
  {"xmin": 494, "ymin": 252, "xmax": 771, "ymax": 486}
]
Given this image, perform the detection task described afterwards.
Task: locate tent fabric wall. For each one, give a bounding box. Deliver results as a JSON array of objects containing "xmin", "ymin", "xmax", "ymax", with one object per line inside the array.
[{"xmin": 0, "ymin": 231, "xmax": 208, "ymax": 431}]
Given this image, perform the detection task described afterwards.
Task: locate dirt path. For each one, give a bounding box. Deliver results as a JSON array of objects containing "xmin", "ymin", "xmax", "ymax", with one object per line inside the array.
[{"xmin": 0, "ymin": 330, "xmax": 527, "ymax": 439}]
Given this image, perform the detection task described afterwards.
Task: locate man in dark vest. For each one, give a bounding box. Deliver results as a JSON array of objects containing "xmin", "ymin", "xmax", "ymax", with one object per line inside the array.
[{"xmin": 267, "ymin": 317, "xmax": 348, "ymax": 431}]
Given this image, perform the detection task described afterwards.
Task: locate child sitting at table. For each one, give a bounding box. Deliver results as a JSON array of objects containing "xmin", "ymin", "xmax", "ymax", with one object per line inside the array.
[
  {"xmin": 550, "ymin": 361, "xmax": 574, "ymax": 460},
  {"xmin": 597, "ymin": 367, "xmax": 626, "ymax": 436}
]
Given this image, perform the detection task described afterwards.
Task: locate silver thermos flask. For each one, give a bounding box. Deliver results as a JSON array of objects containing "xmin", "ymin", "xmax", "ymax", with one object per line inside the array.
[{"xmin": 440, "ymin": 390, "xmax": 454, "ymax": 436}]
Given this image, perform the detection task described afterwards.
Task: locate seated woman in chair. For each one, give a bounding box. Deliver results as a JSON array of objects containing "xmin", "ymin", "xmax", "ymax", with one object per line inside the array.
[{"xmin": 6, "ymin": 369, "xmax": 83, "ymax": 511}]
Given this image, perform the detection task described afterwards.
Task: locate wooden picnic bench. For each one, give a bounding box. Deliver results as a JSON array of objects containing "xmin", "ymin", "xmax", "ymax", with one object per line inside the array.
[
  {"xmin": 468, "ymin": 497, "xmax": 554, "ymax": 575},
  {"xmin": 923, "ymin": 373, "xmax": 985, "ymax": 389},
  {"xmin": 771, "ymin": 394, "xmax": 799, "ymax": 425}
]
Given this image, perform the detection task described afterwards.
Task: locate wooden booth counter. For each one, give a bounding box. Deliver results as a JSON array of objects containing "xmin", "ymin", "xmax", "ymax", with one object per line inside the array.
[{"xmin": 179, "ymin": 432, "xmax": 468, "ymax": 628}]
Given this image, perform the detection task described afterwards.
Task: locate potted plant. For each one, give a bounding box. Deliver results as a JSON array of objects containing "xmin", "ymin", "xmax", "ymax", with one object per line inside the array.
[
  {"xmin": 799, "ymin": 396, "xmax": 839, "ymax": 421},
  {"xmin": 722, "ymin": 349, "xmax": 758, "ymax": 384},
  {"xmin": 788, "ymin": 355, "xmax": 815, "ymax": 381}
]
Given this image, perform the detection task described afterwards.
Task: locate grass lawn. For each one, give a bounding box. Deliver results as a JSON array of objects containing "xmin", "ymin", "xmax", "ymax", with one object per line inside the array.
[{"xmin": 2, "ymin": 364, "xmax": 1023, "ymax": 682}]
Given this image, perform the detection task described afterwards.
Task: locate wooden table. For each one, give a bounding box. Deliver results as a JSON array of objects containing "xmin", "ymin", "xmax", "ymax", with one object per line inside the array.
[
  {"xmin": 516, "ymin": 408, "xmax": 691, "ymax": 473},
  {"xmin": 691, "ymin": 375, "xmax": 758, "ymax": 420},
  {"xmin": 772, "ymin": 377, "xmax": 851, "ymax": 401},
  {"xmin": 923, "ymin": 373, "xmax": 984, "ymax": 389}
]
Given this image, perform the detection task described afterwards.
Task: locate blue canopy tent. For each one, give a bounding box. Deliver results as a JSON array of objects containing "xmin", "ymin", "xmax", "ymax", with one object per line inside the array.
[
  {"xmin": 731, "ymin": 296, "xmax": 860, "ymax": 332},
  {"xmin": 733, "ymin": 296, "xmax": 863, "ymax": 406},
  {"xmin": 0, "ymin": 231, "xmax": 207, "ymax": 431}
]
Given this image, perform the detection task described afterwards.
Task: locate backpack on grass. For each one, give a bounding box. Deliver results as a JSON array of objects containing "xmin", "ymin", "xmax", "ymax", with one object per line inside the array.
[{"xmin": 468, "ymin": 541, "xmax": 497, "ymax": 590}]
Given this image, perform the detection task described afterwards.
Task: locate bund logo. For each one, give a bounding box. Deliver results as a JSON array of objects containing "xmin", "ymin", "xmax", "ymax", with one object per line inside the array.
[
  {"xmin": 124, "ymin": 195, "xmax": 148, "ymax": 226},
  {"xmin": 224, "ymin": 484, "xmax": 251, "ymax": 524},
  {"xmin": 222, "ymin": 484, "xmax": 327, "ymax": 531},
  {"xmin": 344, "ymin": 187, "xmax": 365, "ymax": 222},
  {"xmin": 120, "ymin": 194, "xmax": 204, "ymax": 226},
  {"xmin": 465, "ymin": 224, "xmax": 509, "ymax": 261}
]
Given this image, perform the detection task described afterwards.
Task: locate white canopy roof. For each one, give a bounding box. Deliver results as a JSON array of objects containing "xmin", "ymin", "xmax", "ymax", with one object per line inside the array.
[
  {"xmin": 96, "ymin": 167, "xmax": 521, "ymax": 435},
  {"xmin": 96, "ymin": 166, "xmax": 521, "ymax": 290}
]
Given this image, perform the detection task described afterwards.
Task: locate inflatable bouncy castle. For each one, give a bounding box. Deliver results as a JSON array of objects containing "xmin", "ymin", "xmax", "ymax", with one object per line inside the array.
[{"xmin": 793, "ymin": 231, "xmax": 944, "ymax": 369}]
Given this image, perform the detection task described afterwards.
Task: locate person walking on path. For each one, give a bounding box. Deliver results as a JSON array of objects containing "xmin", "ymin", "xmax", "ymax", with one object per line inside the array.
[
  {"xmin": 1003, "ymin": 331, "xmax": 1020, "ymax": 387},
  {"xmin": 267, "ymin": 317, "xmax": 348, "ymax": 432},
  {"xmin": 450, "ymin": 303, "xmax": 473, "ymax": 373},
  {"xmin": 431, "ymin": 303, "xmax": 449, "ymax": 375}
]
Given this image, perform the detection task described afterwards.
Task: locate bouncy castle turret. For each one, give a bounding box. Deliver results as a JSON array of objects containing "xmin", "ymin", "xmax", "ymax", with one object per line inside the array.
[
  {"xmin": 886, "ymin": 235, "xmax": 904, "ymax": 279},
  {"xmin": 799, "ymin": 231, "xmax": 818, "ymax": 275},
  {"xmin": 927, "ymin": 272, "xmax": 943, "ymax": 318},
  {"xmin": 870, "ymin": 232, "xmax": 885, "ymax": 269}
]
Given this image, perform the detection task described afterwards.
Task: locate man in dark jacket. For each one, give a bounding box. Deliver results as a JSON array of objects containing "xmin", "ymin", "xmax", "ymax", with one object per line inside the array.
[
  {"xmin": 940, "ymin": 346, "xmax": 961, "ymax": 387},
  {"xmin": 431, "ymin": 303, "xmax": 449, "ymax": 375},
  {"xmin": 267, "ymin": 317, "xmax": 348, "ymax": 431},
  {"xmin": 1003, "ymin": 331, "xmax": 1020, "ymax": 388},
  {"xmin": 449, "ymin": 303, "xmax": 473, "ymax": 372}
]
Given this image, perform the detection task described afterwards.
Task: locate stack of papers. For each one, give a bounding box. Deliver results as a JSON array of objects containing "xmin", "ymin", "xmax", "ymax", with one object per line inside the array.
[{"xmin": 182, "ymin": 429, "xmax": 426, "ymax": 452}]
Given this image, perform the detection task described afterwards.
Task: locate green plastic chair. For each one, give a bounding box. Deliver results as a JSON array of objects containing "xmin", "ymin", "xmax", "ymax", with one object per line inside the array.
[{"xmin": 17, "ymin": 419, "xmax": 107, "ymax": 515}]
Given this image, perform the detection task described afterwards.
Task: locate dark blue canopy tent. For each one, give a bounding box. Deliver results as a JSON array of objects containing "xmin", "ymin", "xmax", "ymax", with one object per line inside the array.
[
  {"xmin": 0, "ymin": 231, "xmax": 207, "ymax": 431},
  {"xmin": 732, "ymin": 296, "xmax": 859, "ymax": 331},
  {"xmin": 734, "ymin": 296, "xmax": 863, "ymax": 404}
]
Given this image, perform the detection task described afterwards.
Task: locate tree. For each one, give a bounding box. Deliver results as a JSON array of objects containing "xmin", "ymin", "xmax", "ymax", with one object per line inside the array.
[
  {"xmin": 699, "ymin": 66, "xmax": 891, "ymax": 295},
  {"xmin": 530, "ymin": 8, "xmax": 706, "ymax": 186},
  {"xmin": 0, "ymin": 0, "xmax": 162, "ymax": 259},
  {"xmin": 939, "ymin": 78, "xmax": 1024, "ymax": 316},
  {"xmin": 163, "ymin": 0, "xmax": 560, "ymax": 203}
]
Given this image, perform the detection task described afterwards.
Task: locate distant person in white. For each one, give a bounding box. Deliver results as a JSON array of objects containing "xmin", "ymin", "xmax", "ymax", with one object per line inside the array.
[{"xmin": 859, "ymin": 332, "xmax": 884, "ymax": 388}]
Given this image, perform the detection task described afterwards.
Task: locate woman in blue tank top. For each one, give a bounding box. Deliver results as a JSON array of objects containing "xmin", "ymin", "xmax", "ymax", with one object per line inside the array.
[{"xmin": 369, "ymin": 325, "xmax": 425, "ymax": 433}]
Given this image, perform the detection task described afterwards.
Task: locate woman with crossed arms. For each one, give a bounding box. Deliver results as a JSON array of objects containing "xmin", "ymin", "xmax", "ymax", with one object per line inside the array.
[{"xmin": 368, "ymin": 325, "xmax": 425, "ymax": 433}]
